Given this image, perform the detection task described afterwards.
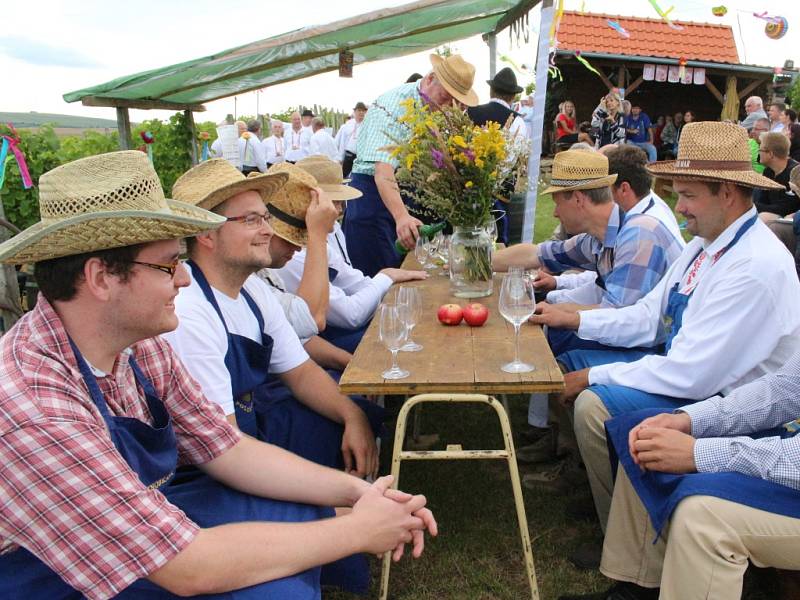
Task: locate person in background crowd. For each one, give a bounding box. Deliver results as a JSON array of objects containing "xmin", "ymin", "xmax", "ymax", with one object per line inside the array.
[
  {"xmin": 344, "ymin": 54, "xmax": 479, "ymax": 277},
  {"xmin": 555, "ymin": 100, "xmax": 593, "ymax": 146},
  {"xmin": 335, "ymin": 101, "xmax": 368, "ymax": 177},
  {"xmin": 621, "ymin": 100, "xmax": 631, "ymax": 117},
  {"xmin": 285, "ymin": 111, "xmax": 312, "ymax": 163},
  {"xmin": 746, "ymin": 117, "xmax": 770, "ymax": 174},
  {"xmin": 764, "ymin": 165, "xmax": 800, "ymax": 280},
  {"xmin": 592, "ymin": 92, "xmax": 625, "ymax": 148},
  {"xmin": 674, "ymin": 110, "xmax": 694, "ymax": 150},
  {"xmin": 788, "ymin": 123, "xmax": 800, "ymax": 162},
  {"xmin": 238, "ymin": 119, "xmax": 267, "ymax": 175},
  {"xmin": 768, "ymin": 102, "xmax": 787, "ymax": 133},
  {"xmin": 754, "ymin": 132, "xmax": 800, "ymax": 221},
  {"xmin": 211, "ymin": 120, "xmax": 246, "ymax": 159},
  {"xmin": 263, "ymin": 120, "xmax": 286, "ymax": 168},
  {"xmin": 781, "ymin": 108, "xmax": 797, "ymax": 134},
  {"xmin": 652, "ymin": 115, "xmax": 665, "ymax": 153},
  {"xmin": 518, "ymin": 94, "xmax": 536, "ymax": 139},
  {"xmin": 301, "ymin": 109, "xmax": 314, "ymax": 132},
  {"xmin": 659, "ymin": 115, "xmax": 677, "ymax": 159},
  {"xmin": 624, "ymin": 104, "xmax": 657, "ymax": 162},
  {"xmin": 740, "ymin": 95, "xmax": 768, "ymax": 131},
  {"xmin": 308, "ymin": 118, "xmax": 340, "ymax": 163}
]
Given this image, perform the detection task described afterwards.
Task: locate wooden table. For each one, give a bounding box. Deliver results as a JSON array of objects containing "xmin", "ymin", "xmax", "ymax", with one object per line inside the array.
[{"xmin": 338, "ymin": 256, "xmax": 565, "ymax": 396}]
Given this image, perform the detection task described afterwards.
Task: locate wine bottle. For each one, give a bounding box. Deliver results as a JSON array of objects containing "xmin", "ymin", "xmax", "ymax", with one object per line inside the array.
[{"xmin": 394, "ymin": 222, "xmax": 446, "ymax": 255}]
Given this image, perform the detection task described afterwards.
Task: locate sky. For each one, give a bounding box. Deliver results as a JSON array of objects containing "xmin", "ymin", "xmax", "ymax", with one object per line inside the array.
[{"xmin": 2, "ymin": 0, "xmax": 799, "ymax": 125}]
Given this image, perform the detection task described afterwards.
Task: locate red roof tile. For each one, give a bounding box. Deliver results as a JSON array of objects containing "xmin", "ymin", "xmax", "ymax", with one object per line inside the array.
[{"xmin": 557, "ymin": 11, "xmax": 740, "ymax": 63}]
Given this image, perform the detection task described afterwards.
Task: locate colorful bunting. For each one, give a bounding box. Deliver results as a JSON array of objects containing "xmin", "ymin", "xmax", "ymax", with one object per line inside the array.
[
  {"xmin": 648, "ymin": 0, "xmax": 684, "ymax": 30},
  {"xmin": 607, "ymin": 20, "xmax": 630, "ymax": 38},
  {"xmin": 574, "ymin": 51, "xmax": 603, "ymax": 78},
  {"xmin": 0, "ymin": 129, "xmax": 33, "ymax": 191}
]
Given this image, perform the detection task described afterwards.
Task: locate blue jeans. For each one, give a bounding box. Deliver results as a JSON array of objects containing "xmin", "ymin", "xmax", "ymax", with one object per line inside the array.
[{"xmin": 629, "ymin": 141, "xmax": 657, "ymax": 162}]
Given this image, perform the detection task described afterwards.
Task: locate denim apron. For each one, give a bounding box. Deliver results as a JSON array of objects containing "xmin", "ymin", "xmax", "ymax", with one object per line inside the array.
[
  {"xmin": 187, "ymin": 260, "xmax": 273, "ymax": 437},
  {"xmin": 561, "ymin": 215, "xmax": 758, "ymax": 417}
]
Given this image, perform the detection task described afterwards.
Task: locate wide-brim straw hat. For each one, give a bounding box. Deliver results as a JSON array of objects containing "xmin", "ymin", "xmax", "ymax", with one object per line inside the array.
[
  {"xmin": 172, "ymin": 158, "xmax": 287, "ymax": 211},
  {"xmin": 0, "ymin": 151, "xmax": 226, "ymax": 265},
  {"xmin": 542, "ymin": 149, "xmax": 617, "ymax": 195},
  {"xmin": 264, "ymin": 162, "xmax": 318, "ymax": 247},
  {"xmin": 429, "ymin": 54, "xmax": 479, "ymax": 107},
  {"xmin": 647, "ymin": 121, "xmax": 784, "ymax": 189},
  {"xmin": 296, "ymin": 155, "xmax": 362, "ymax": 201}
]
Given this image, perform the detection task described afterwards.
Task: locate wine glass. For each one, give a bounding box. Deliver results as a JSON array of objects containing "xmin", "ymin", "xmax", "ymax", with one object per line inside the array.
[
  {"xmin": 378, "ymin": 303, "xmax": 410, "ymax": 379},
  {"xmin": 498, "ymin": 272, "xmax": 536, "ymax": 373},
  {"xmin": 435, "ymin": 233, "xmax": 450, "ymax": 274},
  {"xmin": 415, "ymin": 235, "xmax": 431, "ymax": 270},
  {"xmin": 484, "ymin": 217, "xmax": 498, "ymax": 245},
  {"xmin": 397, "ymin": 286, "xmax": 423, "ymax": 352}
]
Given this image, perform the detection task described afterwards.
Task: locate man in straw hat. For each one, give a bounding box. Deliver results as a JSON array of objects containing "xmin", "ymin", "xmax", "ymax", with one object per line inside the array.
[
  {"xmin": 0, "ymin": 151, "xmax": 435, "ymax": 598},
  {"xmin": 335, "ymin": 101, "xmax": 368, "ymax": 178},
  {"xmin": 165, "ymin": 159, "xmax": 380, "ymax": 480},
  {"xmin": 276, "ymin": 155, "xmax": 427, "ymax": 354},
  {"xmin": 343, "ymin": 53, "xmax": 479, "ymax": 277},
  {"xmin": 531, "ymin": 122, "xmax": 800, "ymax": 556}
]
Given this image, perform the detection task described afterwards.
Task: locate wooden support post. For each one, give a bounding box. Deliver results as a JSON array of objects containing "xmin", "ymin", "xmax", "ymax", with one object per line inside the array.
[
  {"xmin": 705, "ymin": 78, "xmax": 724, "ymax": 104},
  {"xmin": 487, "ymin": 33, "xmax": 497, "ymax": 78},
  {"xmin": 0, "ymin": 196, "xmax": 23, "ymax": 335},
  {"xmin": 185, "ymin": 110, "xmax": 199, "ymax": 166},
  {"xmin": 617, "ymin": 66, "xmax": 625, "ymax": 91},
  {"xmin": 597, "ymin": 69, "xmax": 615, "ymax": 93},
  {"xmin": 116, "ymin": 107, "xmax": 131, "ymax": 150},
  {"xmin": 626, "ymin": 76, "xmax": 644, "ymax": 95},
  {"xmin": 738, "ymin": 78, "xmax": 764, "ymax": 100}
]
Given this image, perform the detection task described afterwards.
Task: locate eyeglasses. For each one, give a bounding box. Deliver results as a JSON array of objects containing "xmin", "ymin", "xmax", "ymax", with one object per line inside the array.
[
  {"xmin": 225, "ymin": 211, "xmax": 272, "ymax": 228},
  {"xmin": 130, "ymin": 259, "xmax": 181, "ymax": 278}
]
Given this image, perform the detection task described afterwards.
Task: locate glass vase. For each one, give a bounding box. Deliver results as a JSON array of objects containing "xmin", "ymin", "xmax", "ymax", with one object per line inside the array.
[{"xmin": 449, "ymin": 226, "xmax": 493, "ymax": 298}]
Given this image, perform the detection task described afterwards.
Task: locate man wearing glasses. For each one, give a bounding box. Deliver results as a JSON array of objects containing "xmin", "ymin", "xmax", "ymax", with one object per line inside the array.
[
  {"xmin": 0, "ymin": 151, "xmax": 435, "ymax": 599},
  {"xmin": 754, "ymin": 132, "xmax": 799, "ymax": 222}
]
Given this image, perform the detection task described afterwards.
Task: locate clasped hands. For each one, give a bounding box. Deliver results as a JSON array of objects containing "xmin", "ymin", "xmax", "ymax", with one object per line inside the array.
[{"xmin": 627, "ymin": 412, "xmax": 697, "ymax": 474}]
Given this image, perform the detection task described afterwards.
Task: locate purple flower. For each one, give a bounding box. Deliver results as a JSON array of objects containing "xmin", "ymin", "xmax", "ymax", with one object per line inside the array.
[
  {"xmin": 463, "ymin": 148, "xmax": 476, "ymax": 162},
  {"xmin": 431, "ymin": 148, "xmax": 445, "ymax": 169}
]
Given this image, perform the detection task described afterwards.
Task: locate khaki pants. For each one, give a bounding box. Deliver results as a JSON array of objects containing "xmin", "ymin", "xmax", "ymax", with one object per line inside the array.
[
  {"xmin": 573, "ymin": 389, "xmax": 614, "ymax": 532},
  {"xmin": 602, "ymin": 462, "xmax": 800, "ymax": 599}
]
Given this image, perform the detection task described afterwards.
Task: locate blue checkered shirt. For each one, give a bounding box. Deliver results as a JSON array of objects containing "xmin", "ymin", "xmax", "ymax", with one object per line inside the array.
[
  {"xmin": 352, "ymin": 82, "xmax": 420, "ymax": 176},
  {"xmin": 538, "ymin": 206, "xmax": 683, "ymax": 308},
  {"xmin": 682, "ymin": 349, "xmax": 800, "ymax": 490}
]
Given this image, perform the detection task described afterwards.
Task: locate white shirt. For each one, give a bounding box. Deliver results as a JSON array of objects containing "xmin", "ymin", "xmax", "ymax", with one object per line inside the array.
[
  {"xmin": 771, "ymin": 122, "xmax": 786, "ymax": 133},
  {"xmin": 163, "ymin": 264, "xmax": 309, "ymax": 416},
  {"xmin": 335, "ymin": 118, "xmax": 362, "ymax": 158},
  {"xmin": 578, "ymin": 208, "xmax": 800, "ymax": 399},
  {"xmin": 549, "ymin": 191, "xmax": 685, "ymax": 300},
  {"xmin": 309, "ymin": 129, "xmax": 341, "ymax": 162},
  {"xmin": 262, "ymin": 135, "xmax": 286, "ymax": 165},
  {"xmin": 276, "ymin": 230, "xmax": 393, "ymax": 329},
  {"xmin": 255, "ymin": 269, "xmax": 318, "ymax": 343},
  {"xmin": 285, "ymin": 127, "xmax": 311, "ymax": 162},
  {"xmin": 210, "ymin": 138, "xmax": 223, "ymax": 158},
  {"xmin": 238, "ymin": 134, "xmax": 267, "ymax": 172}
]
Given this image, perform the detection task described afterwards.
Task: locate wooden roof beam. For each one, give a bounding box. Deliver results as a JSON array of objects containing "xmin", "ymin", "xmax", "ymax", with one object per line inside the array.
[{"xmin": 81, "ymin": 96, "xmax": 206, "ymax": 112}]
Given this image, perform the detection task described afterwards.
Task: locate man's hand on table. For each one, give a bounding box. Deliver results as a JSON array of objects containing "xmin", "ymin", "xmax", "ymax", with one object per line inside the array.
[
  {"xmin": 380, "ymin": 268, "xmax": 428, "ymax": 283},
  {"xmin": 529, "ymin": 301, "xmax": 581, "ymax": 330},
  {"xmin": 341, "ymin": 407, "xmax": 380, "ymax": 479},
  {"xmin": 559, "ymin": 368, "xmax": 590, "ymax": 407},
  {"xmin": 628, "ymin": 412, "xmax": 697, "ymax": 474}
]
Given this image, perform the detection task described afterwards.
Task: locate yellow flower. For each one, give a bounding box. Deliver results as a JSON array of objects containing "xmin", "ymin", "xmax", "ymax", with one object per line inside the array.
[
  {"xmin": 465, "ymin": 181, "xmax": 474, "ymax": 188},
  {"xmin": 406, "ymin": 153, "xmax": 416, "ymax": 170},
  {"xmin": 452, "ymin": 135, "xmax": 467, "ymax": 148}
]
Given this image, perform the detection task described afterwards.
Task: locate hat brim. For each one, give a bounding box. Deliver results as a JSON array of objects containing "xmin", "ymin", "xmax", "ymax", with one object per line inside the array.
[
  {"xmin": 485, "ymin": 79, "xmax": 524, "ymax": 95},
  {"xmin": 271, "ymin": 222, "xmax": 307, "ymax": 248},
  {"xmin": 429, "ymin": 55, "xmax": 479, "ymax": 107},
  {"xmin": 542, "ymin": 174, "xmax": 618, "ymax": 195},
  {"xmin": 318, "ymin": 183, "xmax": 363, "ymax": 201},
  {"xmin": 196, "ymin": 172, "xmax": 288, "ymax": 210},
  {"xmin": 646, "ymin": 161, "xmax": 785, "ymax": 190},
  {"xmin": 0, "ymin": 200, "xmax": 226, "ymax": 264}
]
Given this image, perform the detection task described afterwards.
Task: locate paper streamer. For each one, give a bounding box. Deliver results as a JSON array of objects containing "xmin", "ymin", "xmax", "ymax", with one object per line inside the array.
[
  {"xmin": 575, "ymin": 51, "xmax": 604, "ymax": 78},
  {"xmin": 648, "ymin": 0, "xmax": 684, "ymax": 30},
  {"xmin": 607, "ymin": 20, "xmax": 630, "ymax": 38},
  {"xmin": 0, "ymin": 135, "xmax": 33, "ymax": 190},
  {"xmin": 549, "ymin": 0, "xmax": 564, "ymax": 48},
  {"xmin": 753, "ymin": 11, "xmax": 782, "ymax": 24}
]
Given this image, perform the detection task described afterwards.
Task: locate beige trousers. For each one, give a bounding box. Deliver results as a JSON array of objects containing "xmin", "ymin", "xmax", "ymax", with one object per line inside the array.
[
  {"xmin": 573, "ymin": 389, "xmax": 614, "ymax": 532},
  {"xmin": 602, "ymin": 469, "xmax": 800, "ymax": 599}
]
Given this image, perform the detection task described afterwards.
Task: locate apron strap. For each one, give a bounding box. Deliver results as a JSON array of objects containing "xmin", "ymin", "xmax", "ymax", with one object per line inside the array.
[
  {"xmin": 186, "ymin": 259, "xmax": 231, "ymax": 335},
  {"xmin": 240, "ymin": 288, "xmax": 266, "ymax": 332}
]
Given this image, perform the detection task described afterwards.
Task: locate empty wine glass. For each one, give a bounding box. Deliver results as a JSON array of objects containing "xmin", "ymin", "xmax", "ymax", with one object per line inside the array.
[
  {"xmin": 484, "ymin": 217, "xmax": 498, "ymax": 245},
  {"xmin": 435, "ymin": 233, "xmax": 450, "ymax": 274},
  {"xmin": 397, "ymin": 286, "xmax": 423, "ymax": 352},
  {"xmin": 415, "ymin": 235, "xmax": 432, "ymax": 270},
  {"xmin": 378, "ymin": 303, "xmax": 410, "ymax": 379},
  {"xmin": 498, "ymin": 272, "xmax": 536, "ymax": 373}
]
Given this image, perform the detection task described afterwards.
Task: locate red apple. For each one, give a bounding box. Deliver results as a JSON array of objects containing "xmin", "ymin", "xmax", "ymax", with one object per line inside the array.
[
  {"xmin": 437, "ymin": 303, "xmax": 463, "ymax": 326},
  {"xmin": 462, "ymin": 303, "xmax": 489, "ymax": 327}
]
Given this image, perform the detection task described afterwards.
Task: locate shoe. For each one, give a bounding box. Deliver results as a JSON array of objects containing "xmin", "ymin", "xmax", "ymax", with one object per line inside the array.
[
  {"xmin": 518, "ymin": 424, "xmax": 552, "ymax": 446},
  {"xmin": 558, "ymin": 581, "xmax": 660, "ymax": 600},
  {"xmin": 515, "ymin": 430, "xmax": 562, "ymax": 464},
  {"xmin": 522, "ymin": 458, "xmax": 578, "ymax": 494},
  {"xmin": 569, "ymin": 541, "xmax": 602, "ymax": 571}
]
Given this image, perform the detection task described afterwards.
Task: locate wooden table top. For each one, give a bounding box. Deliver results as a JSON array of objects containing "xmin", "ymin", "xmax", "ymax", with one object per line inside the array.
[{"xmin": 338, "ymin": 255, "xmax": 565, "ymax": 396}]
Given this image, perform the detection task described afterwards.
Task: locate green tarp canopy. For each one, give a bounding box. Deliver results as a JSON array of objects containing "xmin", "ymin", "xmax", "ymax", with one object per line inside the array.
[{"xmin": 64, "ymin": 0, "xmax": 538, "ymax": 111}]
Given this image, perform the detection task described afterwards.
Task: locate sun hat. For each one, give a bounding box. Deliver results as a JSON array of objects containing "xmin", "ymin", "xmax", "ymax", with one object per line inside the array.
[
  {"xmin": 542, "ymin": 150, "xmax": 618, "ymax": 195},
  {"xmin": 171, "ymin": 158, "xmax": 287, "ymax": 211},
  {"xmin": 296, "ymin": 155, "xmax": 362, "ymax": 202},
  {"xmin": 353, "ymin": 102, "xmax": 368, "ymax": 111},
  {"xmin": 429, "ymin": 54, "xmax": 479, "ymax": 107},
  {"xmin": 264, "ymin": 162, "xmax": 319, "ymax": 247},
  {"xmin": 486, "ymin": 67, "xmax": 523, "ymax": 95},
  {"xmin": 0, "ymin": 151, "xmax": 227, "ymax": 265},
  {"xmin": 647, "ymin": 121, "xmax": 784, "ymax": 189}
]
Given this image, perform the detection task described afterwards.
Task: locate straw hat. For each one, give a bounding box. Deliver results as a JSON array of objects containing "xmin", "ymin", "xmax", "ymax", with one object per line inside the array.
[
  {"xmin": 296, "ymin": 155, "xmax": 362, "ymax": 201},
  {"xmin": 542, "ymin": 150, "xmax": 618, "ymax": 195},
  {"xmin": 0, "ymin": 151, "xmax": 226, "ymax": 265},
  {"xmin": 429, "ymin": 54, "xmax": 479, "ymax": 107},
  {"xmin": 647, "ymin": 121, "xmax": 784, "ymax": 189},
  {"xmin": 264, "ymin": 162, "xmax": 318, "ymax": 246},
  {"xmin": 171, "ymin": 158, "xmax": 287, "ymax": 211}
]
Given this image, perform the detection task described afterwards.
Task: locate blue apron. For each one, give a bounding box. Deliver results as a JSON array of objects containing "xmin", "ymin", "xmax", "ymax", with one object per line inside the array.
[
  {"xmin": 562, "ymin": 215, "xmax": 759, "ymax": 417},
  {"xmin": 343, "ymin": 173, "xmax": 402, "ymax": 277},
  {"xmin": 0, "ymin": 341, "xmax": 323, "ymax": 599},
  {"xmin": 606, "ymin": 407, "xmax": 800, "ymax": 537},
  {"xmin": 187, "ymin": 260, "xmax": 273, "ymax": 438}
]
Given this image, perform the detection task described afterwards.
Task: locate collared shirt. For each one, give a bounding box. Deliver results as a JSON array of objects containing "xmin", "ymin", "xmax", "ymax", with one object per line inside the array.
[
  {"xmin": 163, "ymin": 264, "xmax": 309, "ymax": 416},
  {"xmin": 681, "ymin": 347, "xmax": 800, "ymax": 490},
  {"xmin": 335, "ymin": 117, "xmax": 362, "ymax": 158},
  {"xmin": 550, "ymin": 192, "xmax": 686, "ymax": 299},
  {"xmin": 740, "ymin": 109, "xmax": 768, "ymax": 131},
  {"xmin": 285, "ymin": 127, "xmax": 311, "ymax": 162},
  {"xmin": 0, "ymin": 297, "xmax": 239, "ymax": 599},
  {"xmin": 238, "ymin": 134, "xmax": 267, "ymax": 172},
  {"xmin": 255, "ymin": 268, "xmax": 319, "ymax": 343},
  {"xmin": 580, "ymin": 208, "xmax": 800, "ymax": 399},
  {"xmin": 309, "ymin": 129, "xmax": 341, "ymax": 162},
  {"xmin": 353, "ymin": 82, "xmax": 421, "ymax": 176},
  {"xmin": 539, "ymin": 203, "xmax": 683, "ymax": 308},
  {"xmin": 262, "ymin": 135, "xmax": 286, "ymax": 165}
]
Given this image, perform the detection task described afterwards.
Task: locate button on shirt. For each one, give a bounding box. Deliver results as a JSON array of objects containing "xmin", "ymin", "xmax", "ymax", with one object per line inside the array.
[
  {"xmin": 163, "ymin": 265, "xmax": 309, "ymax": 416},
  {"xmin": 0, "ymin": 297, "xmax": 239, "ymax": 599},
  {"xmin": 539, "ymin": 204, "xmax": 683, "ymax": 308},
  {"xmin": 579, "ymin": 208, "xmax": 800, "ymax": 399},
  {"xmin": 681, "ymin": 347, "xmax": 800, "ymax": 490}
]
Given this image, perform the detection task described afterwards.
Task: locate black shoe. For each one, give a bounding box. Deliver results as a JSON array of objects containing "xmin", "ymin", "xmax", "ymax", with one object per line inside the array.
[
  {"xmin": 569, "ymin": 541, "xmax": 602, "ymax": 570},
  {"xmin": 558, "ymin": 581, "xmax": 660, "ymax": 600}
]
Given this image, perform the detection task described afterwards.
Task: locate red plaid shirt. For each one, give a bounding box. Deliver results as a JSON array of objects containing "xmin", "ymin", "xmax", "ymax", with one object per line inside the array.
[{"xmin": 0, "ymin": 297, "xmax": 241, "ymax": 599}]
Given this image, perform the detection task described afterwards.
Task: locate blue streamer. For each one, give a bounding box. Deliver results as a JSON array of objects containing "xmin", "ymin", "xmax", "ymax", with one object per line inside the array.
[{"xmin": 0, "ymin": 138, "xmax": 9, "ymax": 190}]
